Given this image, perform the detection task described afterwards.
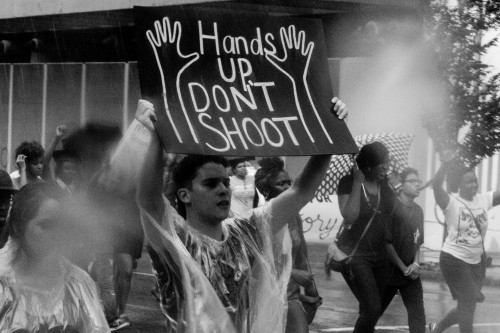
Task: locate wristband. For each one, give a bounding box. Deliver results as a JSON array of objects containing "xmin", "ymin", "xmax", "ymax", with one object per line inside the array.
[{"xmin": 413, "ymin": 262, "xmax": 420, "ymax": 268}]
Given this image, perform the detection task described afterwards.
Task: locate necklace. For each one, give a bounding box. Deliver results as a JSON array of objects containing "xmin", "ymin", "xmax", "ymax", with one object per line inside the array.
[{"xmin": 361, "ymin": 182, "xmax": 380, "ymax": 213}]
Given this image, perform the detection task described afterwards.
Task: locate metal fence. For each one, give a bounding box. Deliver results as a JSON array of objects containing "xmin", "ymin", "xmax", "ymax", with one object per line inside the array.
[{"xmin": 0, "ymin": 62, "xmax": 141, "ymax": 172}]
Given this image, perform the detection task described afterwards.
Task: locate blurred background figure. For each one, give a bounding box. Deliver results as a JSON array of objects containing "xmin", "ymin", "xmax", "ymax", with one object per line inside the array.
[
  {"xmin": 64, "ymin": 122, "xmax": 143, "ymax": 331},
  {"xmin": 229, "ymin": 157, "xmax": 258, "ymax": 219},
  {"xmin": 51, "ymin": 149, "xmax": 80, "ymax": 196},
  {"xmin": 0, "ymin": 182, "xmax": 109, "ymax": 332},
  {"xmin": 255, "ymin": 157, "xmax": 322, "ymax": 333},
  {"xmin": 0, "ymin": 170, "xmax": 17, "ymax": 248},
  {"xmin": 42, "ymin": 124, "xmax": 80, "ymax": 196},
  {"xmin": 10, "ymin": 141, "xmax": 46, "ymax": 189}
]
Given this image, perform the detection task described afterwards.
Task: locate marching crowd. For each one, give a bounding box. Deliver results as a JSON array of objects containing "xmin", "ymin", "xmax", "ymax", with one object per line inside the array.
[{"xmin": 0, "ymin": 97, "xmax": 496, "ymax": 333}]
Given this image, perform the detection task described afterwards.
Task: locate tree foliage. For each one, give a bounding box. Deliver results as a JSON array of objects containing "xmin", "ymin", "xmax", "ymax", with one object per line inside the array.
[{"xmin": 423, "ymin": 0, "xmax": 500, "ymax": 167}]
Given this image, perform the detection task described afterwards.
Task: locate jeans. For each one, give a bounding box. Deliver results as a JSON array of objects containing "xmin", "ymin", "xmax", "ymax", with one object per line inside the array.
[
  {"xmin": 380, "ymin": 278, "xmax": 426, "ymax": 333},
  {"xmin": 341, "ymin": 255, "xmax": 389, "ymax": 333}
]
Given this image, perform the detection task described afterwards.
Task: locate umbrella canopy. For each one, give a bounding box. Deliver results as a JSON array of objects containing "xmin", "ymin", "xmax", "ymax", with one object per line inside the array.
[{"xmin": 315, "ymin": 132, "xmax": 414, "ymax": 200}]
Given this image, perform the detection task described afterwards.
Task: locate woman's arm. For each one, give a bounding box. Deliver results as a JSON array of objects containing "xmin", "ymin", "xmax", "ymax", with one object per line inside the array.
[
  {"xmin": 43, "ymin": 125, "xmax": 66, "ymax": 180},
  {"xmin": 432, "ymin": 161, "xmax": 451, "ymax": 210},
  {"xmin": 386, "ymin": 243, "xmax": 408, "ymax": 275},
  {"xmin": 338, "ymin": 164, "xmax": 364, "ymax": 225}
]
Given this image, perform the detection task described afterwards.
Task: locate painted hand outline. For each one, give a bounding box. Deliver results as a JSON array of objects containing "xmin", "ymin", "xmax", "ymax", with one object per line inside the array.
[
  {"xmin": 265, "ymin": 25, "xmax": 333, "ymax": 144},
  {"xmin": 146, "ymin": 17, "xmax": 200, "ymax": 144}
]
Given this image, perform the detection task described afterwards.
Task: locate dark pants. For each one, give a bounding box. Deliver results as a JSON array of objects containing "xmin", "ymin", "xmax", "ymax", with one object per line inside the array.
[
  {"xmin": 341, "ymin": 256, "xmax": 389, "ymax": 333},
  {"xmin": 380, "ymin": 278, "xmax": 426, "ymax": 333}
]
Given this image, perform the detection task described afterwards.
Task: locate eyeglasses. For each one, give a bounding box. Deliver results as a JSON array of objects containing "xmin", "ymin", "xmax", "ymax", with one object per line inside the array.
[{"xmin": 404, "ymin": 179, "xmax": 422, "ymax": 185}]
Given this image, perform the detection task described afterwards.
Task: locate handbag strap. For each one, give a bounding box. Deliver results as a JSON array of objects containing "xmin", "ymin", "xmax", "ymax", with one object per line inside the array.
[
  {"xmin": 349, "ymin": 183, "xmax": 381, "ymax": 258},
  {"xmin": 304, "ymin": 256, "xmax": 320, "ymax": 298},
  {"xmin": 455, "ymin": 196, "xmax": 486, "ymax": 255}
]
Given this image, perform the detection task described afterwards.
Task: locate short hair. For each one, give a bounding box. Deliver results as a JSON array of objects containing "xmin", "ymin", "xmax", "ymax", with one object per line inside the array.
[
  {"xmin": 1, "ymin": 182, "xmax": 65, "ymax": 249},
  {"xmin": 254, "ymin": 157, "xmax": 285, "ymax": 194},
  {"xmin": 171, "ymin": 155, "xmax": 229, "ymax": 219},
  {"xmin": 14, "ymin": 141, "xmax": 45, "ymax": 164},
  {"xmin": 356, "ymin": 141, "xmax": 389, "ymax": 172},
  {"xmin": 400, "ymin": 167, "xmax": 419, "ymax": 182},
  {"xmin": 172, "ymin": 155, "xmax": 229, "ymax": 190}
]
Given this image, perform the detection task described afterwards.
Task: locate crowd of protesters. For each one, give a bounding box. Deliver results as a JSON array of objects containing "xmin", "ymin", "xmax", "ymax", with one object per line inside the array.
[{"xmin": 0, "ymin": 96, "xmax": 496, "ymax": 333}]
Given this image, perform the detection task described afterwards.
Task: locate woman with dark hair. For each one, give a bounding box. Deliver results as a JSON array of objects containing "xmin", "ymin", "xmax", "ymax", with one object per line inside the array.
[
  {"xmin": 334, "ymin": 141, "xmax": 394, "ymax": 333},
  {"xmin": 255, "ymin": 156, "xmax": 322, "ymax": 333},
  {"xmin": 429, "ymin": 153, "xmax": 500, "ymax": 333},
  {"xmin": 10, "ymin": 141, "xmax": 46, "ymax": 189},
  {"xmin": 0, "ymin": 182, "xmax": 109, "ymax": 332}
]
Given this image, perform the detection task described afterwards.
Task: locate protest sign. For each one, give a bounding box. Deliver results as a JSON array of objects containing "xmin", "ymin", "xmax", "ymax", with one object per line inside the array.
[{"xmin": 134, "ymin": 6, "xmax": 357, "ymax": 156}]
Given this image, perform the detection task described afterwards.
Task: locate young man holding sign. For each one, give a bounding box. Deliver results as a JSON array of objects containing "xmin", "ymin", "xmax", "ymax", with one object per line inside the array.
[{"xmin": 135, "ymin": 98, "xmax": 347, "ymax": 332}]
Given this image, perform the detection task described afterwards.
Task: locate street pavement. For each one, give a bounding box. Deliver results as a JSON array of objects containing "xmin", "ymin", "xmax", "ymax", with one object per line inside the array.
[{"xmin": 118, "ymin": 243, "xmax": 500, "ymax": 332}]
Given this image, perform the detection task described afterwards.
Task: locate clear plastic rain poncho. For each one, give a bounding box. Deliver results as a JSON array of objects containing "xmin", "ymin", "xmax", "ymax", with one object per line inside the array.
[
  {"xmin": 0, "ymin": 239, "xmax": 109, "ymax": 333},
  {"xmin": 141, "ymin": 197, "xmax": 292, "ymax": 333}
]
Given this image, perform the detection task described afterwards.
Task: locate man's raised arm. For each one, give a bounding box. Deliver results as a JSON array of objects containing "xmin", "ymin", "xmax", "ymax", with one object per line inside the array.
[
  {"xmin": 269, "ymin": 97, "xmax": 348, "ymax": 234},
  {"xmin": 136, "ymin": 100, "xmax": 164, "ymax": 223}
]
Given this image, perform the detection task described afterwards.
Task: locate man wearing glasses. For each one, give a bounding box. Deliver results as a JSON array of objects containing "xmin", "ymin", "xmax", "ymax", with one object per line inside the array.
[{"xmin": 379, "ymin": 167, "xmax": 426, "ymax": 333}]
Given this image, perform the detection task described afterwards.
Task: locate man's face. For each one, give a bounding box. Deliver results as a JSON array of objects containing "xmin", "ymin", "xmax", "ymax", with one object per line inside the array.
[
  {"xmin": 401, "ymin": 173, "xmax": 421, "ymax": 199},
  {"xmin": 182, "ymin": 162, "xmax": 231, "ymax": 225}
]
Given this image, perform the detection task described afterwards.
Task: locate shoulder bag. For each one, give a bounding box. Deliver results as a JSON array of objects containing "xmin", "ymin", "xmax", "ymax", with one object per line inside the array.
[{"xmin": 325, "ymin": 184, "xmax": 380, "ymax": 275}]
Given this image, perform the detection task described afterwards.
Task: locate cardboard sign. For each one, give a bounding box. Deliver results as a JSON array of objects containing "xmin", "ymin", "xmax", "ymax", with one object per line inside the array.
[{"xmin": 134, "ymin": 6, "xmax": 357, "ymax": 156}]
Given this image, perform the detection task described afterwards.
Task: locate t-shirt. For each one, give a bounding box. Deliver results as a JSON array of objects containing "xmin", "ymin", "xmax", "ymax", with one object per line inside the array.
[
  {"xmin": 0, "ymin": 243, "xmax": 109, "ymax": 333},
  {"xmin": 230, "ymin": 175, "xmax": 255, "ymax": 219},
  {"xmin": 441, "ymin": 192, "xmax": 492, "ymax": 264},
  {"xmin": 387, "ymin": 199, "xmax": 424, "ymax": 285},
  {"xmin": 337, "ymin": 175, "xmax": 393, "ymax": 257}
]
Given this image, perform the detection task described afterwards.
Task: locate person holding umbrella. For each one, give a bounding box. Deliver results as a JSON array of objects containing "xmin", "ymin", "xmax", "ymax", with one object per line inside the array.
[{"xmin": 335, "ymin": 141, "xmax": 395, "ymax": 333}]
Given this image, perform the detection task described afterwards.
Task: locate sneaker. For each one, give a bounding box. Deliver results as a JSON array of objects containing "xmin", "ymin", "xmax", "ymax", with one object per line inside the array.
[{"xmin": 110, "ymin": 315, "xmax": 131, "ymax": 331}]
